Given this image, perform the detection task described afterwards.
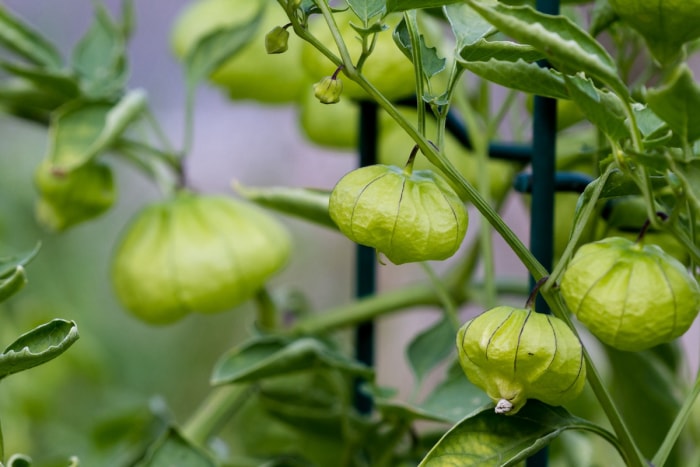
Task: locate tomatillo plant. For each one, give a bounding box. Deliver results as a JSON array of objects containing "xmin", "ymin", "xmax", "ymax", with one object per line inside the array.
[{"xmin": 2, "ymin": 0, "xmax": 700, "ymax": 466}]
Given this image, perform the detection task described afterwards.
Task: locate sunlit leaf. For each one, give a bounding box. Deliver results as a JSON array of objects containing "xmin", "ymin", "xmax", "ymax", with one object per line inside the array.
[
  {"xmin": 0, "ymin": 61, "xmax": 80, "ymax": 100},
  {"xmin": 0, "ymin": 319, "xmax": 79, "ymax": 380}
]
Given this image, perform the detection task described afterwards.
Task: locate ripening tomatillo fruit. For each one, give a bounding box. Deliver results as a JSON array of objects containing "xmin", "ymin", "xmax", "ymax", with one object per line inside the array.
[
  {"xmin": 560, "ymin": 237, "xmax": 700, "ymax": 351},
  {"xmin": 329, "ymin": 164, "xmax": 468, "ymax": 264},
  {"xmin": 111, "ymin": 192, "xmax": 291, "ymax": 324},
  {"xmin": 457, "ymin": 306, "xmax": 586, "ymax": 415},
  {"xmin": 34, "ymin": 159, "xmax": 115, "ymax": 231}
]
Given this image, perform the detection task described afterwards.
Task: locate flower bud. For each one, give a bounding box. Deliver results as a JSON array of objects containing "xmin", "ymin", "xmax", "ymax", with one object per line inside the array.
[
  {"xmin": 34, "ymin": 159, "xmax": 115, "ymax": 231},
  {"xmin": 111, "ymin": 192, "xmax": 291, "ymax": 325},
  {"xmin": 265, "ymin": 26, "xmax": 289, "ymax": 54},
  {"xmin": 329, "ymin": 164, "xmax": 468, "ymax": 264},
  {"xmin": 313, "ymin": 76, "xmax": 342, "ymax": 104},
  {"xmin": 560, "ymin": 237, "xmax": 700, "ymax": 351},
  {"xmin": 457, "ymin": 306, "xmax": 586, "ymax": 415}
]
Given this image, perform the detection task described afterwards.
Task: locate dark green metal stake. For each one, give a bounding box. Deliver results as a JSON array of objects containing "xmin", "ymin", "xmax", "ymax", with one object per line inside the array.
[{"xmin": 353, "ymin": 100, "xmax": 378, "ymax": 415}]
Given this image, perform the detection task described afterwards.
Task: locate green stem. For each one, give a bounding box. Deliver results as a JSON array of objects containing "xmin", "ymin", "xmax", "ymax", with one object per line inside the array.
[
  {"xmin": 572, "ymin": 422, "xmax": 629, "ymax": 466},
  {"xmin": 546, "ymin": 163, "xmax": 615, "ymax": 289},
  {"xmin": 419, "ymin": 262, "xmax": 460, "ymax": 330},
  {"xmin": 404, "ymin": 10, "xmax": 426, "ymax": 136},
  {"xmin": 182, "ymin": 384, "xmax": 256, "ymax": 446},
  {"xmin": 255, "ymin": 287, "xmax": 278, "ymax": 331},
  {"xmin": 291, "ymin": 283, "xmax": 440, "ymax": 335},
  {"xmin": 652, "ymin": 370, "xmax": 700, "ymax": 466}
]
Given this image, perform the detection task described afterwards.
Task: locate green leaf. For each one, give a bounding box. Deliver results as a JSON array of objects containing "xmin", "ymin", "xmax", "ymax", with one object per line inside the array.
[
  {"xmin": 371, "ymin": 361, "xmax": 490, "ymax": 424},
  {"xmin": 465, "ymin": 0, "xmax": 626, "ymax": 97},
  {"xmin": 184, "ymin": 6, "xmax": 264, "ymax": 93},
  {"xmin": 605, "ymin": 344, "xmax": 682, "ymax": 463},
  {"xmin": 211, "ymin": 336, "xmax": 373, "ymax": 385},
  {"xmin": 0, "ymin": 319, "xmax": 79, "ymax": 380},
  {"xmin": 0, "ymin": 5, "xmax": 62, "ymax": 69},
  {"xmin": 0, "ymin": 243, "xmax": 40, "ymax": 277},
  {"xmin": 459, "ymin": 58, "xmax": 570, "ymax": 99},
  {"xmin": 459, "ymin": 39, "xmax": 543, "ymax": 63},
  {"xmin": 646, "ymin": 65, "xmax": 700, "ymax": 144},
  {"xmin": 564, "ymin": 73, "xmax": 629, "ymax": 141},
  {"xmin": 0, "ymin": 266, "xmax": 27, "ymax": 303},
  {"xmin": 419, "ymin": 361, "xmax": 491, "ymax": 424},
  {"xmin": 347, "ymin": 0, "xmax": 386, "ymax": 22},
  {"xmin": 233, "ymin": 183, "xmax": 335, "ymax": 229},
  {"xmin": 387, "ymin": 0, "xmax": 461, "ymax": 12},
  {"xmin": 48, "ymin": 90, "xmax": 146, "ymax": 171},
  {"xmin": 444, "ymin": 3, "xmax": 494, "ymax": 48},
  {"xmin": 135, "ymin": 428, "xmax": 217, "ymax": 467},
  {"xmin": 393, "ymin": 18, "xmax": 446, "ymax": 79},
  {"xmin": 72, "ymin": 2, "xmax": 128, "ymax": 98},
  {"xmin": 0, "ymin": 61, "xmax": 80, "ymax": 100},
  {"xmin": 419, "ymin": 401, "xmax": 613, "ymax": 466},
  {"xmin": 406, "ymin": 316, "xmax": 455, "ymax": 383}
]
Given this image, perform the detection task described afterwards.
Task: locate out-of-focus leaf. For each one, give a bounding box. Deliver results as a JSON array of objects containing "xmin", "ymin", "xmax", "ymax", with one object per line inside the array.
[
  {"xmin": 0, "ymin": 5, "xmax": 62, "ymax": 68},
  {"xmin": 0, "ymin": 61, "xmax": 80, "ymax": 100},
  {"xmin": 606, "ymin": 343, "xmax": 683, "ymax": 463},
  {"xmin": 48, "ymin": 90, "xmax": 146, "ymax": 171},
  {"xmin": 184, "ymin": 7, "xmax": 263, "ymax": 93},
  {"xmin": 564, "ymin": 73, "xmax": 629, "ymax": 141},
  {"xmin": 444, "ymin": 3, "xmax": 494, "ymax": 48},
  {"xmin": 465, "ymin": 0, "xmax": 626, "ymax": 97},
  {"xmin": 0, "ymin": 319, "xmax": 79, "ymax": 380},
  {"xmin": 233, "ymin": 183, "xmax": 335, "ymax": 229},
  {"xmin": 419, "ymin": 400, "xmax": 621, "ymax": 466},
  {"xmin": 72, "ymin": 2, "xmax": 128, "ymax": 98},
  {"xmin": 646, "ymin": 65, "xmax": 700, "ymax": 143},
  {"xmin": 6, "ymin": 454, "xmax": 32, "ymax": 467},
  {"xmin": 406, "ymin": 316, "xmax": 455, "ymax": 383},
  {"xmin": 0, "ymin": 266, "xmax": 27, "ymax": 303},
  {"xmin": 212, "ymin": 336, "xmax": 373, "ymax": 385},
  {"xmin": 135, "ymin": 428, "xmax": 217, "ymax": 467},
  {"xmin": 0, "ymin": 243, "xmax": 40, "ymax": 277}
]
